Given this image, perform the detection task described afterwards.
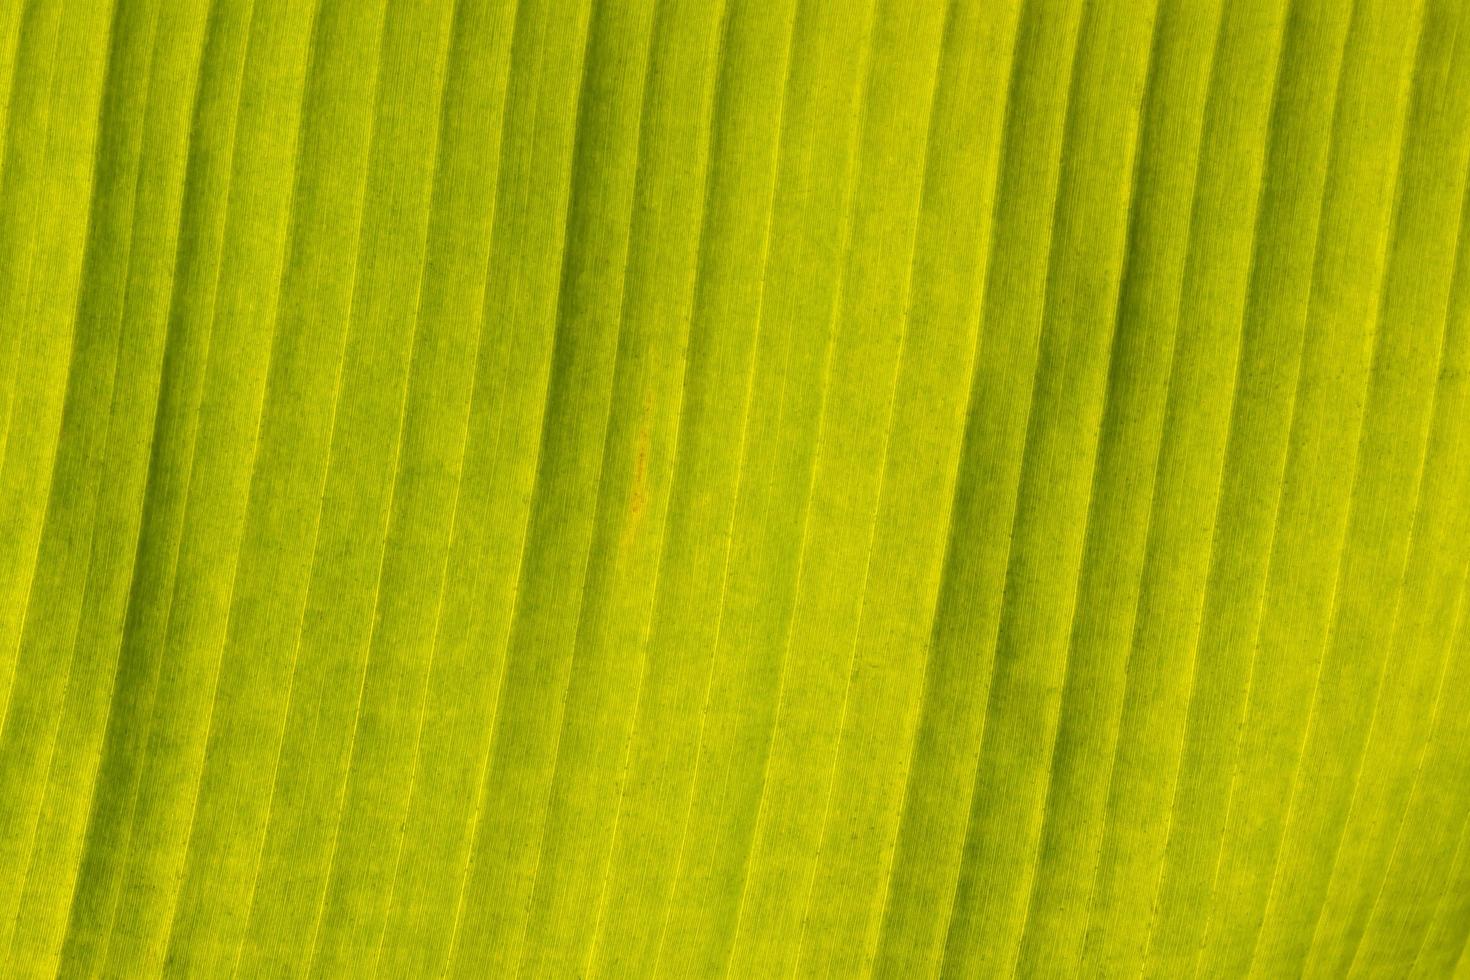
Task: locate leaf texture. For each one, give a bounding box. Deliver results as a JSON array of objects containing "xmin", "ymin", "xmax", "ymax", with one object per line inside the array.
[{"xmin": 2, "ymin": 0, "xmax": 1470, "ymax": 976}]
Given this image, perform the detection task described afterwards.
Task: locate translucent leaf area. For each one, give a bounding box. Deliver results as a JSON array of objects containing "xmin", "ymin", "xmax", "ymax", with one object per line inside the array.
[{"xmin": 2, "ymin": 0, "xmax": 1469, "ymax": 975}]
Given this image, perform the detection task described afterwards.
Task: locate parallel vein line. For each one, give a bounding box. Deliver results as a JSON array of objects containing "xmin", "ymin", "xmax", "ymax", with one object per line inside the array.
[
  {"xmin": 578, "ymin": 6, "xmax": 738, "ymax": 969},
  {"xmin": 158, "ymin": 0, "xmax": 331, "ymax": 960}
]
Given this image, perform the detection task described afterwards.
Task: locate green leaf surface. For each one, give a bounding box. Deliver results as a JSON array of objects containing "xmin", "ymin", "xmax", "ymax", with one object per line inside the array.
[{"xmin": 3, "ymin": 0, "xmax": 1470, "ymax": 976}]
